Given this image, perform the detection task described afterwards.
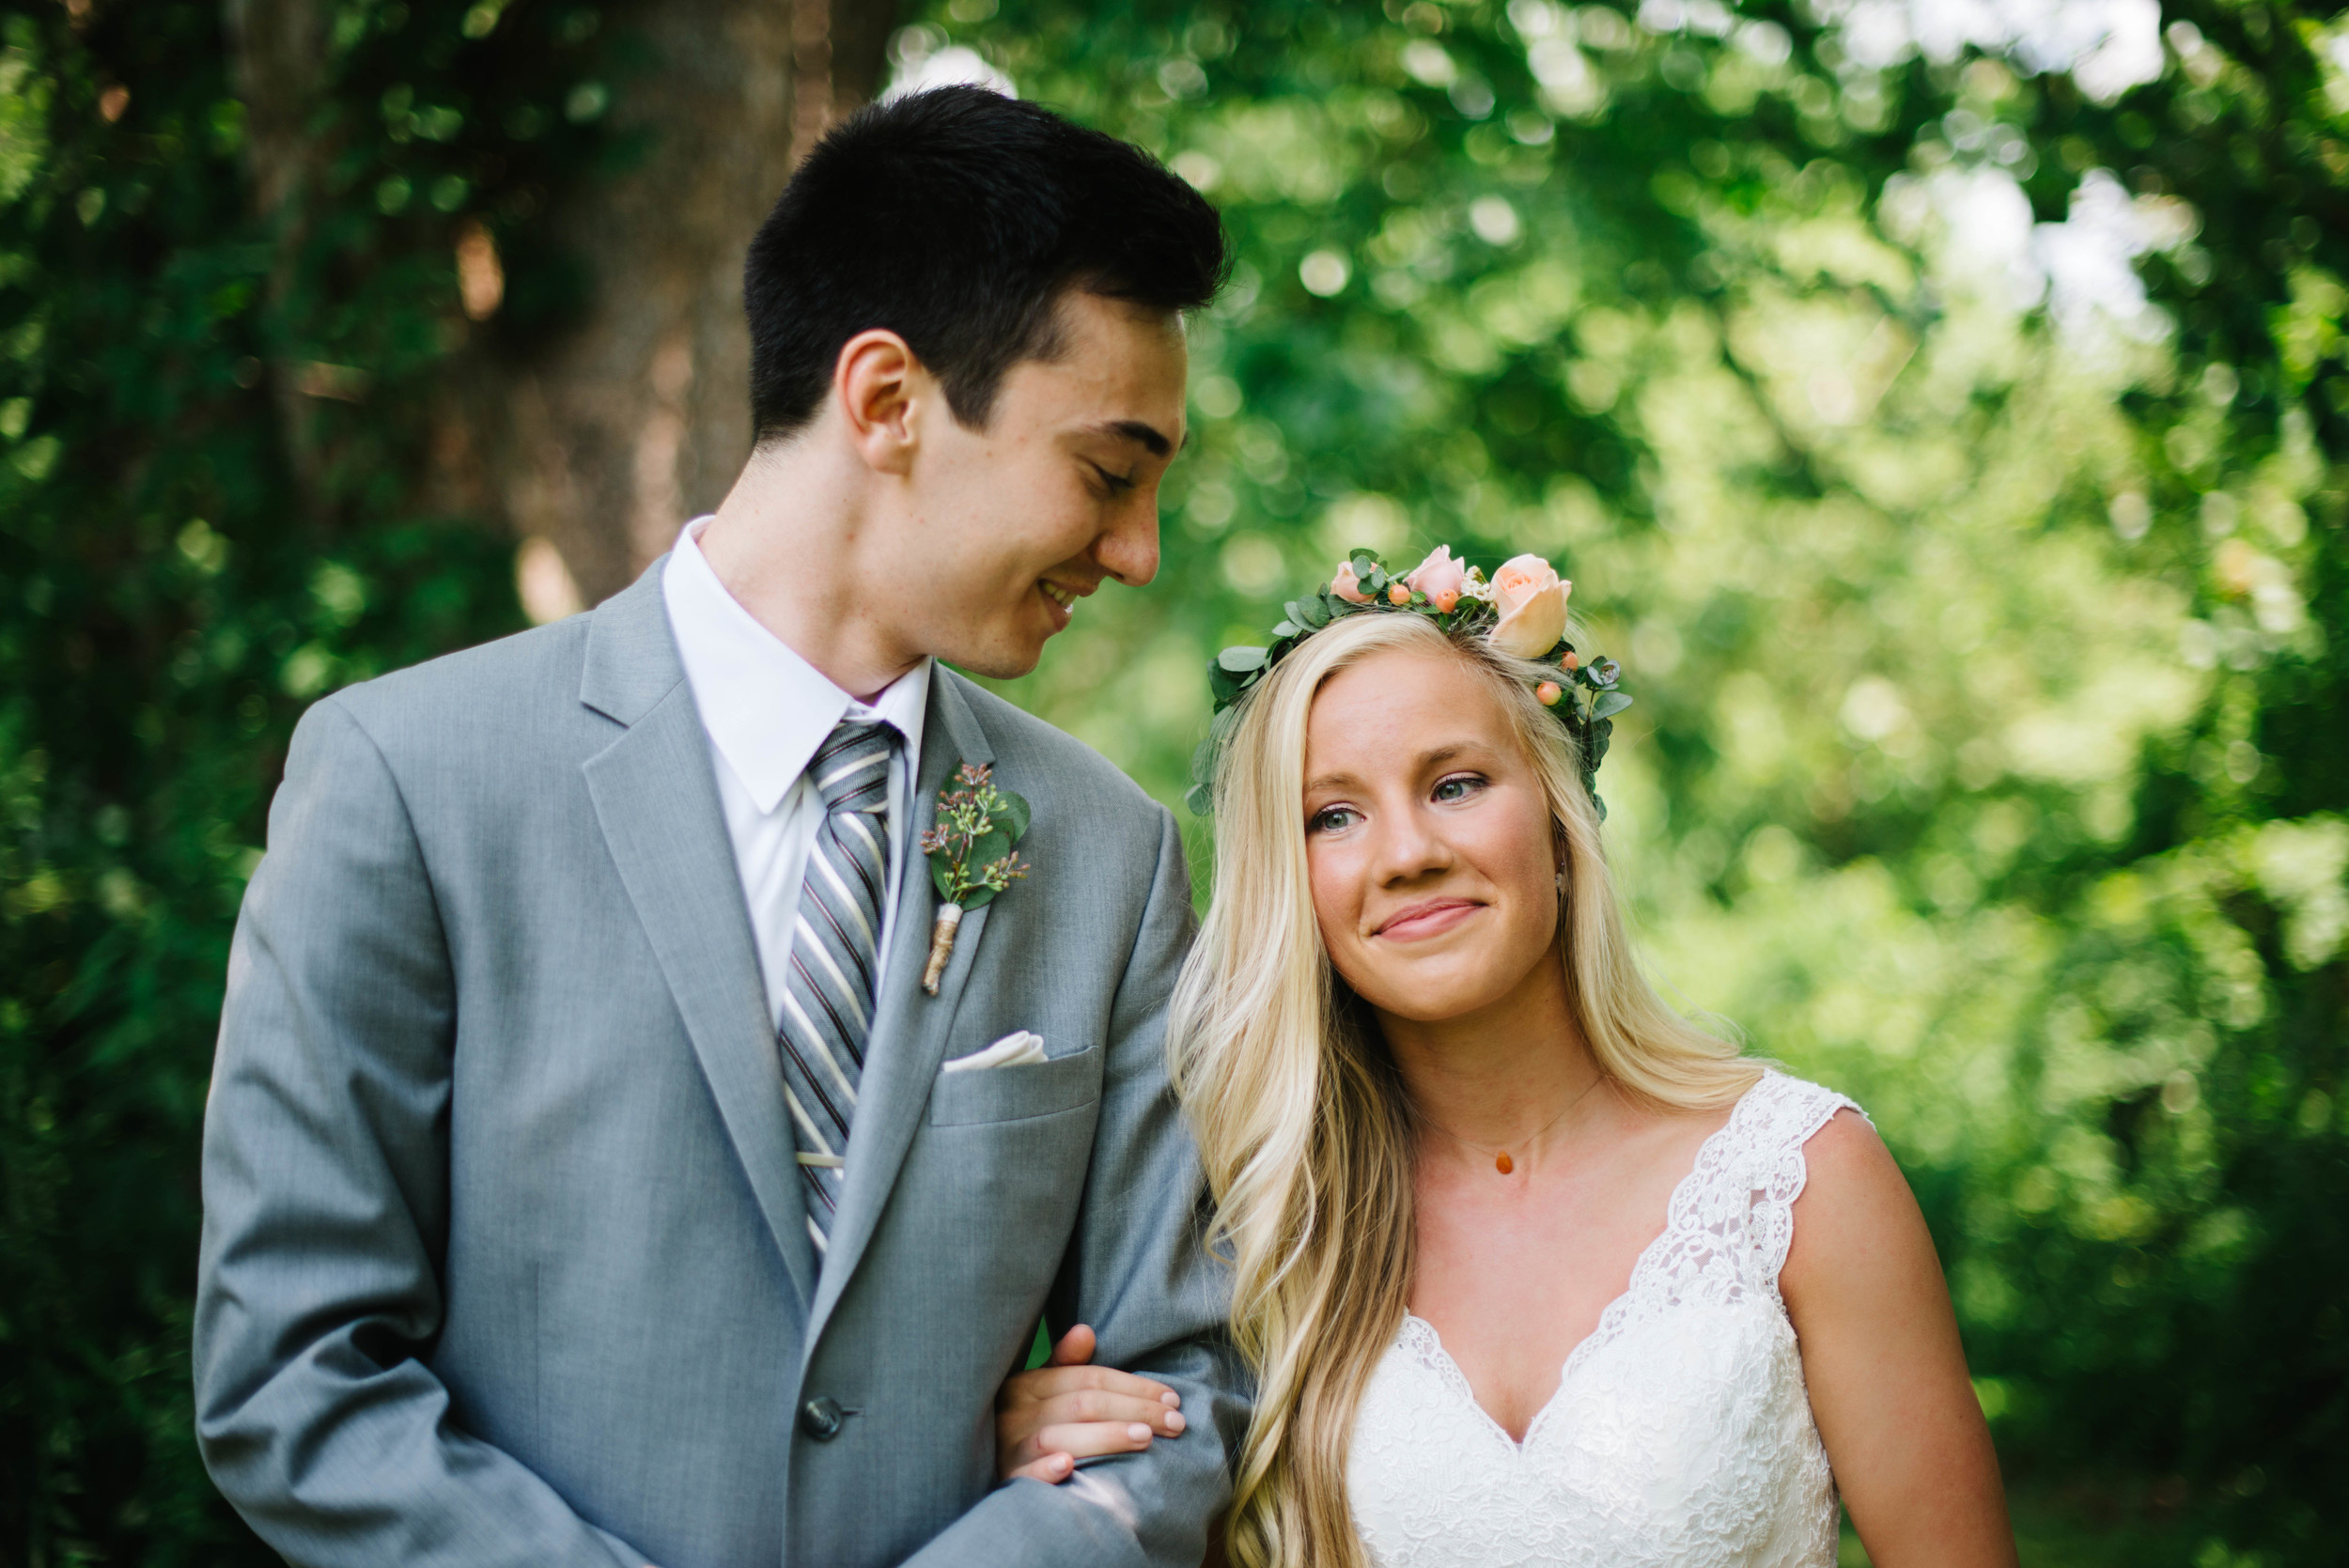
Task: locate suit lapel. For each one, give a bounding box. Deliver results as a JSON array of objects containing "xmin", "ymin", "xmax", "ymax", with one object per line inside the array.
[
  {"xmin": 579, "ymin": 563, "xmax": 818, "ymax": 1312},
  {"xmin": 804, "ymin": 671, "xmax": 997, "ymax": 1349}
]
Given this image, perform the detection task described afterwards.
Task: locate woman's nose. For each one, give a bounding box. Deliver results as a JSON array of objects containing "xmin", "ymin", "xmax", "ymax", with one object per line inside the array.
[{"xmin": 1368, "ymin": 804, "xmax": 1450, "ymax": 885}]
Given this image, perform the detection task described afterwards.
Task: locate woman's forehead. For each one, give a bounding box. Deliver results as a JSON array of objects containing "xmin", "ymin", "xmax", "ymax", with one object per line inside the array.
[
  {"xmin": 1310, "ymin": 644, "xmax": 1505, "ymax": 725},
  {"xmin": 1305, "ymin": 650, "xmax": 1518, "ymax": 769}
]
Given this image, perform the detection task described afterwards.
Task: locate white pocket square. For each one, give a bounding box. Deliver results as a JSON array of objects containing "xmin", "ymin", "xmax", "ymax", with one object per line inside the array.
[{"xmin": 941, "ymin": 1031, "xmax": 1048, "ymax": 1074}]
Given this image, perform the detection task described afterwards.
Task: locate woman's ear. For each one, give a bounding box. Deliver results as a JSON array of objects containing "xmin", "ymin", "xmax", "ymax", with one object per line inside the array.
[{"xmin": 832, "ymin": 328, "xmax": 923, "ymax": 476}]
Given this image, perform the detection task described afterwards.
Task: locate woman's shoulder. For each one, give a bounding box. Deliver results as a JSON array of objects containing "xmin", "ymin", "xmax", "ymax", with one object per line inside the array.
[{"xmin": 1767, "ymin": 1074, "xmax": 1920, "ymax": 1296}]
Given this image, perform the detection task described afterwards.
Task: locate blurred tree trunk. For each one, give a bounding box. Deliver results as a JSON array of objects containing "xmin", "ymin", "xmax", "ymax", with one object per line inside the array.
[
  {"xmin": 222, "ymin": 0, "xmax": 332, "ymax": 523},
  {"xmin": 477, "ymin": 0, "xmax": 898, "ymax": 611},
  {"xmin": 229, "ymin": 0, "xmax": 897, "ymax": 610}
]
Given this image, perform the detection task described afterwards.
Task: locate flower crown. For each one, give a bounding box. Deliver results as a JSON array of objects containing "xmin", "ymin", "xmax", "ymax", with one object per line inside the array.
[{"xmin": 1189, "ymin": 544, "xmax": 1631, "ymax": 818}]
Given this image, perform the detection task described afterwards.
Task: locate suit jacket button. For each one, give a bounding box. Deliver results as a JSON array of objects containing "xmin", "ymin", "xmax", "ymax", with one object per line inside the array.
[{"xmin": 800, "ymin": 1397, "xmax": 846, "ymax": 1441}]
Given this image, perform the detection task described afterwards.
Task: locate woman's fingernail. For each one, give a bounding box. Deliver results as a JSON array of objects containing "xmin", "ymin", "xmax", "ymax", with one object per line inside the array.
[
  {"xmin": 1165, "ymin": 1410, "xmax": 1187, "ymax": 1433},
  {"xmin": 1160, "ymin": 1389, "xmax": 1181, "ymax": 1407},
  {"xmin": 1127, "ymin": 1422, "xmax": 1153, "ymax": 1444},
  {"xmin": 1051, "ymin": 1453, "xmax": 1072, "ymax": 1473}
]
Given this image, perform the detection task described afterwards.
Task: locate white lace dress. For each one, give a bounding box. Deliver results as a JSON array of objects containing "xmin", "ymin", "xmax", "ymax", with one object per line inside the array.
[{"xmin": 1347, "ymin": 1071, "xmax": 1861, "ymax": 1568}]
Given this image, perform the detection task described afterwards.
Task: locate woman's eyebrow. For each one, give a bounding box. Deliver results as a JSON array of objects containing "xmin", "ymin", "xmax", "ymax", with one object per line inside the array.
[{"xmin": 1304, "ymin": 744, "xmax": 1483, "ymax": 798}]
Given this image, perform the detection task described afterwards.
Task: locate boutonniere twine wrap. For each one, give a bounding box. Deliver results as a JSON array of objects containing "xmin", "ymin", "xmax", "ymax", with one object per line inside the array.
[
  {"xmin": 1190, "ymin": 545, "xmax": 1631, "ymax": 819},
  {"xmin": 918, "ymin": 762, "xmax": 1031, "ymax": 995}
]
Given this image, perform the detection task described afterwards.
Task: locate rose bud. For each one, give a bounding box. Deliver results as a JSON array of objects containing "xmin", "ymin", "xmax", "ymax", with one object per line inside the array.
[{"xmin": 1404, "ymin": 545, "xmax": 1467, "ymax": 614}]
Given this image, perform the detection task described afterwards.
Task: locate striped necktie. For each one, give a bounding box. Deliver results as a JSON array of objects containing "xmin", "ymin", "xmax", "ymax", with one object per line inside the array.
[{"xmin": 775, "ymin": 719, "xmax": 896, "ymax": 1257}]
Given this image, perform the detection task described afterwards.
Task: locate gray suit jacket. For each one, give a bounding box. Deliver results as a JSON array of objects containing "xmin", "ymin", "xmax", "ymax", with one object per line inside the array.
[{"xmin": 194, "ymin": 559, "xmax": 1243, "ymax": 1568}]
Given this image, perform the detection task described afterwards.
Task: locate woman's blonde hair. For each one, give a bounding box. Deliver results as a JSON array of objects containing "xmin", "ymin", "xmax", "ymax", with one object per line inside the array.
[{"xmin": 1170, "ymin": 611, "xmax": 1760, "ymax": 1568}]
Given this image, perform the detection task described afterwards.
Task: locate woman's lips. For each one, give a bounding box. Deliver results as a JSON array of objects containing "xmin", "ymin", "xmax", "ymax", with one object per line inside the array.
[{"xmin": 1374, "ymin": 898, "xmax": 1480, "ymax": 941}]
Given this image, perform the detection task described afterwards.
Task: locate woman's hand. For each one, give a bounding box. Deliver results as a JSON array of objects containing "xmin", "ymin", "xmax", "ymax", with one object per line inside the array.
[{"xmin": 995, "ymin": 1324, "xmax": 1189, "ymax": 1484}]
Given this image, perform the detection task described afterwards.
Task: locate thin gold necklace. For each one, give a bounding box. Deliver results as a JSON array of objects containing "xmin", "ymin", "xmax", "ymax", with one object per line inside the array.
[{"xmin": 1420, "ymin": 1069, "xmax": 1605, "ymax": 1175}]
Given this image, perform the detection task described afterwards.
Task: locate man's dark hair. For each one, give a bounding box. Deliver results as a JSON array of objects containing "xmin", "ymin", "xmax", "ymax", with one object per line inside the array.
[{"xmin": 743, "ymin": 85, "xmax": 1228, "ymax": 442}]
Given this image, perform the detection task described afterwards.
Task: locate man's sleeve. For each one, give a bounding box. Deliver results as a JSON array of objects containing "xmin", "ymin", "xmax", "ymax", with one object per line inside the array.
[
  {"xmin": 194, "ymin": 698, "xmax": 646, "ymax": 1568},
  {"xmin": 903, "ymin": 802, "xmax": 1250, "ymax": 1568}
]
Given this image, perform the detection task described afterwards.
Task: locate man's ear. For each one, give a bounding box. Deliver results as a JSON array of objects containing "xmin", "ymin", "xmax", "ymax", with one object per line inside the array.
[{"xmin": 833, "ymin": 328, "xmax": 926, "ymax": 476}]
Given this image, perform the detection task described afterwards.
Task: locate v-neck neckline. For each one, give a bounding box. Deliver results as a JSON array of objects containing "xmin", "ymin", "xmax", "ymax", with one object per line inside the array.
[{"xmin": 1402, "ymin": 1076, "xmax": 1767, "ymax": 1453}]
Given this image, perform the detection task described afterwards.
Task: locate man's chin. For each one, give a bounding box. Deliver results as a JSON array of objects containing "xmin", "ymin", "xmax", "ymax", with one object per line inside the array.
[{"xmin": 938, "ymin": 632, "xmax": 1049, "ymax": 682}]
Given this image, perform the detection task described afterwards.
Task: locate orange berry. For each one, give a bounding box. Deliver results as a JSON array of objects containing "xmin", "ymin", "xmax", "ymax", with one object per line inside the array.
[
  {"xmin": 1536, "ymin": 680, "xmax": 1563, "ymax": 706},
  {"xmin": 1561, "ymin": 651, "xmax": 1579, "ymax": 672},
  {"xmin": 1388, "ymin": 583, "xmax": 1410, "ymax": 605}
]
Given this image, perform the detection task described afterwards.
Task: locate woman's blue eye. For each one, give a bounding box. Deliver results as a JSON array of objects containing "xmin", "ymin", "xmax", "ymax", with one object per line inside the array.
[
  {"xmin": 1432, "ymin": 774, "xmax": 1486, "ymax": 802},
  {"xmin": 1311, "ymin": 806, "xmax": 1361, "ymax": 833}
]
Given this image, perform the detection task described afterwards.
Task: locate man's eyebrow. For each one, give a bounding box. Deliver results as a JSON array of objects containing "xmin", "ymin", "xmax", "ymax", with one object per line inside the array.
[{"xmin": 1087, "ymin": 418, "xmax": 1177, "ymax": 458}]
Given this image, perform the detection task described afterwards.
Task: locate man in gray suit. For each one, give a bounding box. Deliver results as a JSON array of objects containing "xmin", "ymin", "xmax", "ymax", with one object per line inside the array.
[{"xmin": 195, "ymin": 86, "xmax": 1239, "ymax": 1567}]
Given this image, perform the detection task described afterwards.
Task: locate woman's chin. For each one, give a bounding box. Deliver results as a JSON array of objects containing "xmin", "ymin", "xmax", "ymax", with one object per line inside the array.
[{"xmin": 1350, "ymin": 969, "xmax": 1518, "ymax": 1028}]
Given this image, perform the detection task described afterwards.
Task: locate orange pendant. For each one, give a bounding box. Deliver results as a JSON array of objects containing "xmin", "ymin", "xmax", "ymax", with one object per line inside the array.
[{"xmin": 1495, "ymin": 1152, "xmax": 1514, "ymax": 1174}]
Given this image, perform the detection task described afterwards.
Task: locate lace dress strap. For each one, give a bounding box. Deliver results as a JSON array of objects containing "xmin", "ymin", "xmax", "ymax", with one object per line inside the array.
[
  {"xmin": 1721, "ymin": 1072, "xmax": 1867, "ymax": 1303},
  {"xmin": 1553, "ymin": 1071, "xmax": 1866, "ymax": 1382}
]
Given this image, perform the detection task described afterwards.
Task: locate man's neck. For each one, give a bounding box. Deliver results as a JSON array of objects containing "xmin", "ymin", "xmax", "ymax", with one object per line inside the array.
[{"xmin": 698, "ymin": 442, "xmax": 919, "ymax": 704}]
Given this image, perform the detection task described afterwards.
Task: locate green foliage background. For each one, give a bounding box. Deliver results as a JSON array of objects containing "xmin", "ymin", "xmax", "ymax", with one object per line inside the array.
[{"xmin": 1, "ymin": 1, "xmax": 2343, "ymax": 1564}]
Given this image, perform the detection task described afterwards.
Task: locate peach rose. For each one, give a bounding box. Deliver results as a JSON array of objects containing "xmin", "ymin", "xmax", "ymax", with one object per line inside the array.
[
  {"xmin": 1405, "ymin": 546, "xmax": 1467, "ymax": 613},
  {"xmin": 1489, "ymin": 553, "xmax": 1570, "ymax": 659},
  {"xmin": 1331, "ymin": 560, "xmax": 1371, "ymax": 603}
]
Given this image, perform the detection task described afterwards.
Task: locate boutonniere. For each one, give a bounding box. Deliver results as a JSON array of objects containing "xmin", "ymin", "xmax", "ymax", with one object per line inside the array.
[{"xmin": 917, "ymin": 762, "xmax": 1031, "ymax": 995}]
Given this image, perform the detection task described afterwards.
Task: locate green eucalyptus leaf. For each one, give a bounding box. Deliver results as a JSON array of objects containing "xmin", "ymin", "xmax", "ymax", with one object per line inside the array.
[
  {"xmin": 930, "ymin": 855, "xmax": 957, "ymax": 900},
  {"xmin": 1185, "ymin": 780, "xmax": 1215, "ymax": 816},
  {"xmin": 993, "ymin": 787, "xmax": 1031, "ymax": 842},
  {"xmin": 1217, "ymin": 645, "xmax": 1268, "ymax": 674},
  {"xmin": 966, "ymin": 826, "xmax": 1011, "ymax": 875},
  {"xmin": 1592, "ymin": 691, "xmax": 1633, "ymax": 720},
  {"xmin": 960, "ymin": 882, "xmax": 1000, "ymax": 911}
]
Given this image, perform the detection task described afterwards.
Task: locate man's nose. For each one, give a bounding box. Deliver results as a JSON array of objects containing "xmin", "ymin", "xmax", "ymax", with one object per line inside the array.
[{"xmin": 1095, "ymin": 494, "xmax": 1161, "ymax": 587}]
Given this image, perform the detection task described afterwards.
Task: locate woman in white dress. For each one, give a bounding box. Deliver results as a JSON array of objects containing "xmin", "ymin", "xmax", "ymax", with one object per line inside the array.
[{"xmin": 994, "ymin": 550, "xmax": 2017, "ymax": 1568}]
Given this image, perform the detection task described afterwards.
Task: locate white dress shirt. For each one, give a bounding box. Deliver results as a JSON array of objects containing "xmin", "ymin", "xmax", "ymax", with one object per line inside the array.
[{"xmin": 661, "ymin": 518, "xmax": 930, "ymax": 1029}]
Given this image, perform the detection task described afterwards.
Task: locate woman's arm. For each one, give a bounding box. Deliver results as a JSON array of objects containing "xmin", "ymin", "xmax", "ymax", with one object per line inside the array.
[{"xmin": 1782, "ymin": 1110, "xmax": 2019, "ymax": 1568}]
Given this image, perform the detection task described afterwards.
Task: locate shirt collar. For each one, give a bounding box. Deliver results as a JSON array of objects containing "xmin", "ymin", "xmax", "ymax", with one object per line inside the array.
[{"xmin": 662, "ymin": 518, "xmax": 931, "ymax": 815}]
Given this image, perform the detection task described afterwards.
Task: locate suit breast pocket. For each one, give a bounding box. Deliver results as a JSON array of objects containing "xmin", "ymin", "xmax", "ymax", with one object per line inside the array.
[{"xmin": 926, "ymin": 1042, "xmax": 1102, "ymax": 1127}]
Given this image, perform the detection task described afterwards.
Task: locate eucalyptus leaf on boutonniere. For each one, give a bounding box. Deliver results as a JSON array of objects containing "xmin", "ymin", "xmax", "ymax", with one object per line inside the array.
[{"xmin": 918, "ymin": 762, "xmax": 1031, "ymax": 995}]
